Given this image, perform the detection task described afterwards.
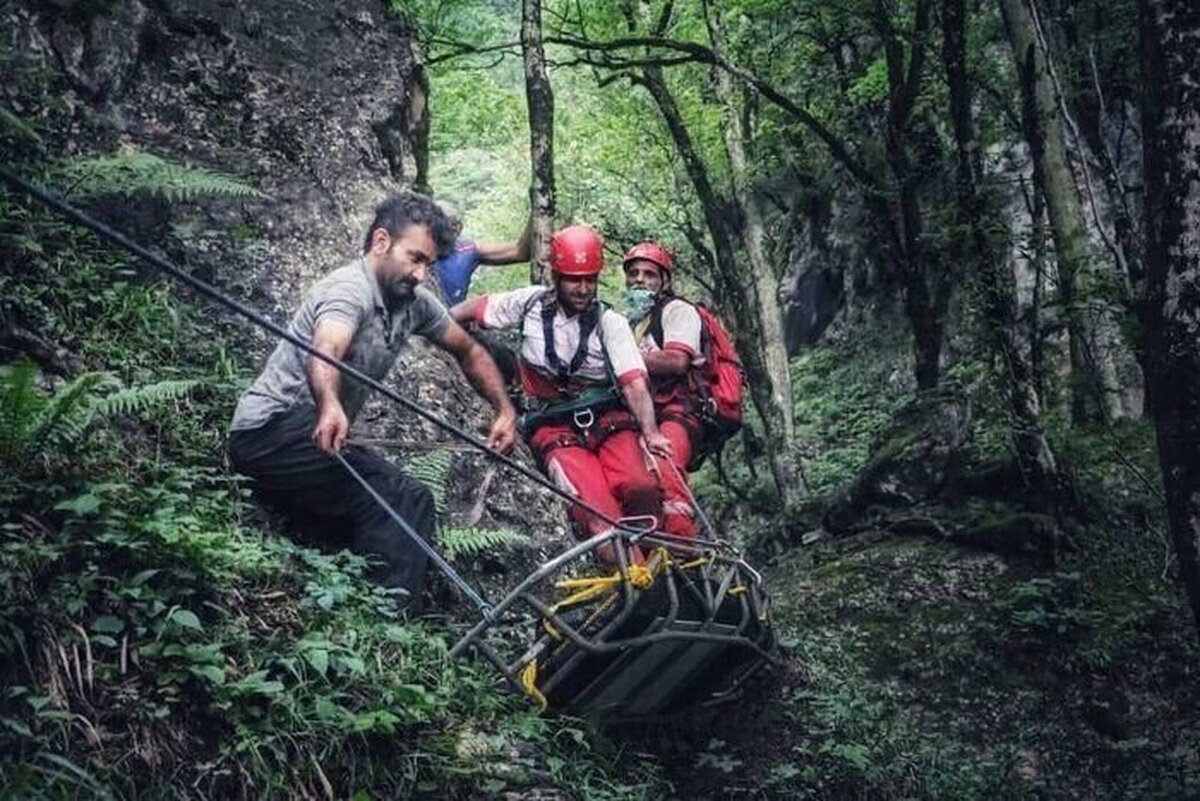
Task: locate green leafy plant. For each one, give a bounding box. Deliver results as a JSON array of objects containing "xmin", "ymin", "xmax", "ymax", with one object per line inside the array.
[
  {"xmin": 0, "ymin": 359, "xmax": 196, "ymax": 479},
  {"xmin": 52, "ymin": 150, "xmax": 269, "ymax": 202},
  {"xmin": 0, "ymin": 105, "xmax": 43, "ymax": 147},
  {"xmin": 437, "ymin": 526, "xmax": 529, "ymax": 558},
  {"xmin": 404, "ymin": 449, "xmax": 454, "ymax": 516}
]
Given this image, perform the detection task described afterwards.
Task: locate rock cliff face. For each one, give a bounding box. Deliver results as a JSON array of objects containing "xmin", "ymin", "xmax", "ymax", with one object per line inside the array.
[
  {"xmin": 4, "ymin": 0, "xmax": 567, "ymax": 549},
  {"xmin": 6, "ymin": 0, "xmax": 429, "ymax": 301}
]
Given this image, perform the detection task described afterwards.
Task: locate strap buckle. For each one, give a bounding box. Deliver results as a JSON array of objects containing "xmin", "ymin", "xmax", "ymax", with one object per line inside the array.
[{"xmin": 572, "ymin": 406, "xmax": 595, "ymax": 432}]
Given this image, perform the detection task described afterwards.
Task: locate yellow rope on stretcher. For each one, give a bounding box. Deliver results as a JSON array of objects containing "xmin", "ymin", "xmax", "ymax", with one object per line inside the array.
[
  {"xmin": 520, "ymin": 659, "xmax": 548, "ymax": 711},
  {"xmin": 542, "ymin": 554, "xmax": 667, "ymax": 641},
  {"xmin": 551, "ymin": 563, "xmax": 654, "ymax": 611},
  {"xmin": 679, "ymin": 555, "xmax": 712, "ymax": 570}
]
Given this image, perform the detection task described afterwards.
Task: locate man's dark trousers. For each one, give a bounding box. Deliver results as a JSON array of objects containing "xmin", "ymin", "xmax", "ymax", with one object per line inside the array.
[{"xmin": 228, "ymin": 406, "xmax": 434, "ymax": 604}]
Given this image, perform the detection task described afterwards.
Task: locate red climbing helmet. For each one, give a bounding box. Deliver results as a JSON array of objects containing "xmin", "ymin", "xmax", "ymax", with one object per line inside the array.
[
  {"xmin": 550, "ymin": 225, "xmax": 605, "ymax": 276},
  {"xmin": 622, "ymin": 241, "xmax": 674, "ymax": 275}
]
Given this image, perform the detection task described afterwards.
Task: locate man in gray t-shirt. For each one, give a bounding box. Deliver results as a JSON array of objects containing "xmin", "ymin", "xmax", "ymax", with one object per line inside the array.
[{"xmin": 228, "ymin": 191, "xmax": 517, "ymax": 609}]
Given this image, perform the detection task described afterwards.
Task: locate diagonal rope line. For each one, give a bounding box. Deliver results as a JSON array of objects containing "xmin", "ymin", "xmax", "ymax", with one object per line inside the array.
[
  {"xmin": 0, "ymin": 166, "xmax": 633, "ymax": 533},
  {"xmin": 333, "ymin": 451, "xmax": 492, "ymax": 615}
]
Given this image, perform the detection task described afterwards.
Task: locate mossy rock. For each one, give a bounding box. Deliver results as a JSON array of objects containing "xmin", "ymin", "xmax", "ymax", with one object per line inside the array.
[
  {"xmin": 823, "ymin": 388, "xmax": 973, "ymax": 532},
  {"xmin": 953, "ymin": 512, "xmax": 1073, "ymax": 564}
]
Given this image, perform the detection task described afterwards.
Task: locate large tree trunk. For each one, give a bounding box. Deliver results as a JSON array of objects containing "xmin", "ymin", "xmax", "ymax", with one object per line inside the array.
[
  {"xmin": 943, "ymin": 0, "xmax": 1057, "ymax": 495},
  {"xmin": 1050, "ymin": 4, "xmax": 1142, "ymax": 289},
  {"xmin": 1001, "ymin": 0, "xmax": 1109, "ymax": 424},
  {"xmin": 1138, "ymin": 0, "xmax": 1200, "ymax": 637},
  {"xmin": 634, "ymin": 62, "xmax": 803, "ymax": 507},
  {"xmin": 521, "ymin": 0, "xmax": 555, "ymax": 284},
  {"xmin": 872, "ymin": 0, "xmax": 949, "ymax": 391},
  {"xmin": 703, "ymin": 1, "xmax": 795, "ymax": 444}
]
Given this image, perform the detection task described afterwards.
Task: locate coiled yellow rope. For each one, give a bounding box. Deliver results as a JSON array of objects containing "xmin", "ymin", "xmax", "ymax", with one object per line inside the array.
[{"xmin": 520, "ymin": 660, "xmax": 548, "ymax": 710}]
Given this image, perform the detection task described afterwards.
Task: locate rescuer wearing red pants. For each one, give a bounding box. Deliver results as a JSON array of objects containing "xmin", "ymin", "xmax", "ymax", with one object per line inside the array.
[
  {"xmin": 622, "ymin": 242, "xmax": 705, "ymax": 539},
  {"xmin": 450, "ymin": 226, "xmax": 672, "ymax": 553}
]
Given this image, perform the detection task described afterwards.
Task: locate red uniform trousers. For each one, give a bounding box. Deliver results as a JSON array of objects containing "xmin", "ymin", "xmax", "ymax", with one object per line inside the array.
[
  {"xmin": 529, "ymin": 409, "xmax": 661, "ymax": 540},
  {"xmin": 652, "ymin": 401, "xmax": 702, "ymax": 538}
]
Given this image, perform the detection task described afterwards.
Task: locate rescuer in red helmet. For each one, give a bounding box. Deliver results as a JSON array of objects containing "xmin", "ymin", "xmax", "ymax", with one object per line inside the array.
[
  {"xmin": 622, "ymin": 241, "xmax": 704, "ymax": 538},
  {"xmin": 451, "ymin": 226, "xmax": 672, "ymax": 555}
]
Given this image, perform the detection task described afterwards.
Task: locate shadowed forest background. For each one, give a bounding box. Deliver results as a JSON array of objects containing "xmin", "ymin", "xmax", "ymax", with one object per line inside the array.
[{"xmin": 2, "ymin": 0, "xmax": 1199, "ymax": 798}]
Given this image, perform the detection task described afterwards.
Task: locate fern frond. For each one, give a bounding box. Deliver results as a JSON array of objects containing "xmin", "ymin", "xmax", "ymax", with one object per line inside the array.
[
  {"xmin": 0, "ymin": 360, "xmax": 46, "ymax": 462},
  {"xmin": 0, "ymin": 367, "xmax": 198, "ymax": 471},
  {"xmin": 437, "ymin": 526, "xmax": 530, "ymax": 558},
  {"xmin": 0, "ymin": 106, "xmax": 43, "ymax": 146},
  {"xmin": 55, "ymin": 151, "xmax": 269, "ymax": 202},
  {"xmin": 91, "ymin": 379, "xmax": 198, "ymax": 418},
  {"xmin": 403, "ymin": 450, "xmax": 454, "ymax": 517},
  {"xmin": 31, "ymin": 372, "xmax": 117, "ymax": 454}
]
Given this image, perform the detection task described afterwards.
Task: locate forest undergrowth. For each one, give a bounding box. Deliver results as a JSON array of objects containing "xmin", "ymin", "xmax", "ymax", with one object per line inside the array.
[
  {"xmin": 0, "ymin": 172, "xmax": 670, "ymax": 799},
  {"xmin": 635, "ymin": 321, "xmax": 1200, "ymax": 799}
]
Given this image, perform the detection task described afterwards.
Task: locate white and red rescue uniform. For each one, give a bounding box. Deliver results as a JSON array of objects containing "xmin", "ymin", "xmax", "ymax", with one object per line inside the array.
[
  {"xmin": 634, "ymin": 296, "xmax": 705, "ymax": 538},
  {"xmin": 475, "ymin": 286, "xmax": 662, "ymax": 538}
]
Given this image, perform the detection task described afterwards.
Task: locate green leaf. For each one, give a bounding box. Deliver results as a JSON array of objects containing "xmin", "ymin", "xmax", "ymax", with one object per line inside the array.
[
  {"xmin": 0, "ymin": 716, "xmax": 33, "ymax": 738},
  {"xmin": 55, "ymin": 493, "xmax": 101, "ymax": 516},
  {"xmin": 353, "ymin": 709, "xmax": 400, "ymax": 733},
  {"xmin": 169, "ymin": 609, "xmax": 203, "ymax": 631},
  {"xmin": 335, "ymin": 655, "xmax": 366, "ymax": 677},
  {"xmin": 51, "ymin": 150, "xmax": 269, "ymax": 202},
  {"xmin": 90, "ymin": 615, "xmax": 125, "ymax": 634},
  {"xmin": 233, "ymin": 671, "xmax": 284, "ymax": 697},
  {"xmin": 131, "ymin": 569, "xmax": 160, "ymax": 585},
  {"xmin": 305, "ymin": 649, "xmax": 330, "ymax": 678},
  {"xmin": 396, "ymin": 683, "xmax": 435, "ymax": 709},
  {"xmin": 0, "ymin": 106, "xmax": 43, "ymax": 146},
  {"xmin": 189, "ymin": 664, "xmax": 226, "ymax": 685},
  {"xmin": 314, "ymin": 696, "xmax": 342, "ymax": 722}
]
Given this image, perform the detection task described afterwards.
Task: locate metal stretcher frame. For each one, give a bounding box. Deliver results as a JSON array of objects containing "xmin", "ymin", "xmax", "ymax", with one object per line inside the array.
[{"xmin": 449, "ymin": 526, "xmax": 775, "ymax": 717}]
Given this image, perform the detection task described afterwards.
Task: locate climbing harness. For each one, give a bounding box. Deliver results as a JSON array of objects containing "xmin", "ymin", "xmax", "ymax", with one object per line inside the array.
[{"xmin": 1, "ymin": 167, "xmax": 776, "ymax": 718}]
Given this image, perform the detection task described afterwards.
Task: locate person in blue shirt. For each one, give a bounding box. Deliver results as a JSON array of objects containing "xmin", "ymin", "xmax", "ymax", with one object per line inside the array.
[{"xmin": 435, "ymin": 203, "xmax": 532, "ymax": 305}]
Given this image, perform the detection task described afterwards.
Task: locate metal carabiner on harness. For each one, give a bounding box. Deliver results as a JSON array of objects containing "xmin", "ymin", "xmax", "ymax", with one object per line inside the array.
[{"xmin": 572, "ymin": 406, "xmax": 595, "ymax": 434}]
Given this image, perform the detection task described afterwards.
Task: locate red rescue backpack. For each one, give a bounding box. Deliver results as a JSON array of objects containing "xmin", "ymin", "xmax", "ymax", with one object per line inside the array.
[
  {"xmin": 644, "ymin": 297, "xmax": 745, "ymax": 465},
  {"xmin": 691, "ymin": 303, "xmax": 744, "ymax": 446}
]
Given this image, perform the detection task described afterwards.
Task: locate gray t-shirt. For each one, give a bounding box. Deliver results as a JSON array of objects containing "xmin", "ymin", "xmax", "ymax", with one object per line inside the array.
[{"xmin": 230, "ymin": 259, "xmax": 450, "ymax": 431}]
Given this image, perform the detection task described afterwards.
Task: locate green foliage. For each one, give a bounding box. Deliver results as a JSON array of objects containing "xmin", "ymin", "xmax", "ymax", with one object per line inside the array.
[
  {"xmin": 403, "ymin": 449, "xmax": 453, "ymax": 517},
  {"xmin": 0, "ymin": 359, "xmax": 196, "ymax": 482},
  {"xmin": 846, "ymin": 57, "xmax": 890, "ymax": 106},
  {"xmin": 0, "ymin": 461, "xmax": 667, "ymax": 798},
  {"xmin": 403, "ymin": 451, "xmax": 530, "ymax": 558},
  {"xmin": 427, "ymin": 69, "xmax": 525, "ymax": 152},
  {"xmin": 791, "ymin": 329, "xmax": 911, "ymax": 492},
  {"xmin": 437, "ymin": 525, "xmax": 529, "ymax": 558},
  {"xmin": 52, "ymin": 150, "xmax": 268, "ymax": 202},
  {"xmin": 0, "ymin": 105, "xmax": 43, "ymax": 147}
]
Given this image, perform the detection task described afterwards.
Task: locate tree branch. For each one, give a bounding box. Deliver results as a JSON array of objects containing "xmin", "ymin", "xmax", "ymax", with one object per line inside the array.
[
  {"xmin": 425, "ymin": 38, "xmax": 521, "ymax": 65},
  {"xmin": 545, "ymin": 33, "xmax": 879, "ymax": 190}
]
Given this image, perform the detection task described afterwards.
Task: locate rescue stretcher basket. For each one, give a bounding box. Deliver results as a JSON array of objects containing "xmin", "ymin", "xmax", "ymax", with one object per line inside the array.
[{"xmin": 448, "ymin": 525, "xmax": 775, "ymax": 718}]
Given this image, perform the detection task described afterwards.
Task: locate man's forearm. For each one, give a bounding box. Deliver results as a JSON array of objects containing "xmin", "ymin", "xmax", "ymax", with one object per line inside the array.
[
  {"xmin": 449, "ymin": 297, "xmax": 482, "ymax": 327},
  {"xmin": 621, "ymin": 378, "xmax": 661, "ymax": 436},
  {"xmin": 309, "ymin": 356, "xmax": 343, "ymax": 414},
  {"xmin": 642, "ymin": 349, "xmax": 690, "ymax": 378},
  {"xmin": 458, "ymin": 340, "xmax": 514, "ymax": 414}
]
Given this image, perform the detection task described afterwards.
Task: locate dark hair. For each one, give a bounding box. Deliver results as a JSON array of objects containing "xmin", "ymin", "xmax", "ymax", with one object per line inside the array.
[{"xmin": 362, "ymin": 191, "xmax": 456, "ymax": 257}]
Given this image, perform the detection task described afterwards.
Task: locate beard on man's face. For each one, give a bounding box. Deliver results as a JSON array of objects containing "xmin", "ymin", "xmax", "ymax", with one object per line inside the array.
[
  {"xmin": 559, "ymin": 289, "xmax": 594, "ymax": 314},
  {"xmin": 383, "ymin": 274, "xmax": 419, "ymax": 302}
]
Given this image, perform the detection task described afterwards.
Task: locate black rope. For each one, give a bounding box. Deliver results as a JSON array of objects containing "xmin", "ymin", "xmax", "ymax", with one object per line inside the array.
[
  {"xmin": 0, "ymin": 168, "xmax": 635, "ymax": 532},
  {"xmin": 334, "ymin": 451, "xmax": 491, "ymax": 614}
]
